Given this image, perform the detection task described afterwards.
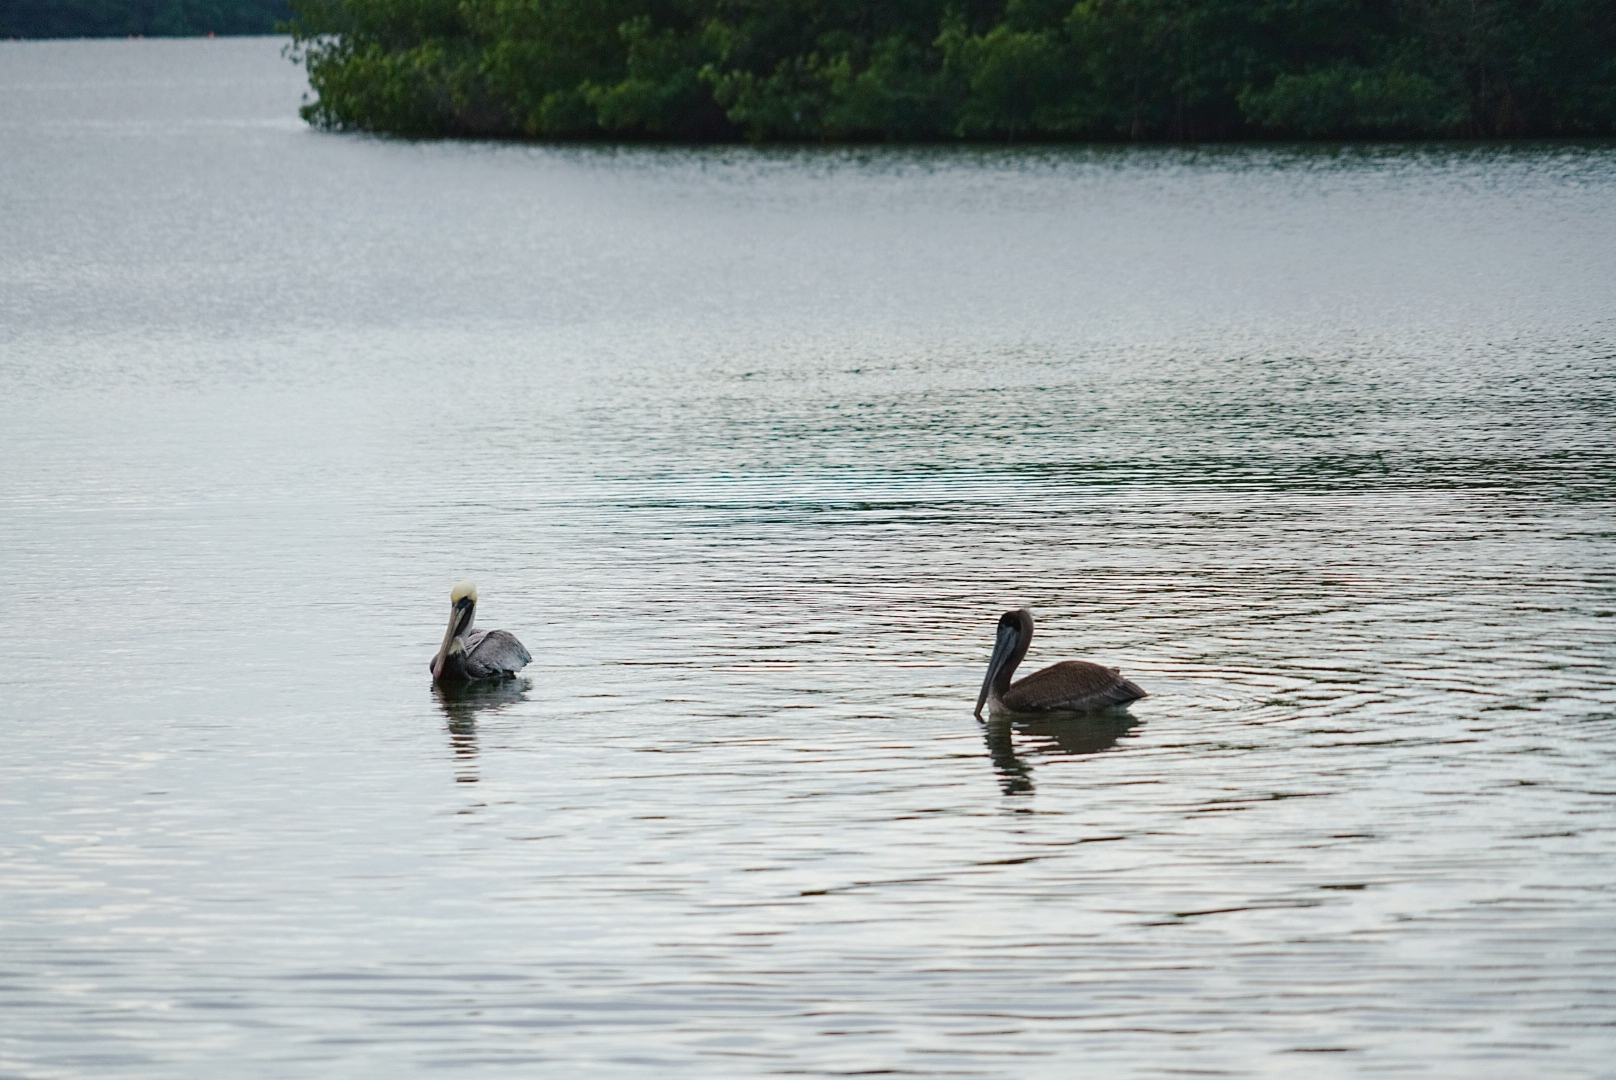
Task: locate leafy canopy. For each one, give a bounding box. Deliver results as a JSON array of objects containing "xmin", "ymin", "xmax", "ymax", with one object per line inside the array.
[{"xmin": 285, "ymin": 0, "xmax": 1616, "ymax": 139}]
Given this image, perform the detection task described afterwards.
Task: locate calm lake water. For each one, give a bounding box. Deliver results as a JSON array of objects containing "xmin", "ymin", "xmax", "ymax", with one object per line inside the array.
[{"xmin": 3, "ymin": 37, "xmax": 1616, "ymax": 1079}]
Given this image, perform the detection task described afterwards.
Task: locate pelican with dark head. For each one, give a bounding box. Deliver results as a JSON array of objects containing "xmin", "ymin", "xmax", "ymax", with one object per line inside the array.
[
  {"xmin": 430, "ymin": 580, "xmax": 532, "ymax": 684},
  {"xmin": 975, "ymin": 609, "xmax": 1145, "ymax": 718}
]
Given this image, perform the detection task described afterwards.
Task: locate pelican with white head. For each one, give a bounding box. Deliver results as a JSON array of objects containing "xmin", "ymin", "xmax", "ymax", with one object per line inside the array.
[{"xmin": 430, "ymin": 579, "xmax": 531, "ymax": 684}]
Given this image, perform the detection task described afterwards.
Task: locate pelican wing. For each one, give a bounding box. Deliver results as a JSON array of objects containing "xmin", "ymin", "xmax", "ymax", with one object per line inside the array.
[
  {"xmin": 461, "ymin": 629, "xmax": 532, "ymax": 679},
  {"xmin": 1002, "ymin": 660, "xmax": 1145, "ymax": 714}
]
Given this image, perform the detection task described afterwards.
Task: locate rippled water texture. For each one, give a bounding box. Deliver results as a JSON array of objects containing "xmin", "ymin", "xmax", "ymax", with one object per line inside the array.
[{"xmin": 3, "ymin": 37, "xmax": 1615, "ymax": 1079}]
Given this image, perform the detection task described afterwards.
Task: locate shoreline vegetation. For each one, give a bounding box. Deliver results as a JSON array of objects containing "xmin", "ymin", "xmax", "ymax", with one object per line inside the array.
[
  {"xmin": 10, "ymin": 2, "xmax": 1614, "ymax": 141},
  {"xmin": 283, "ymin": 0, "xmax": 1615, "ymax": 141}
]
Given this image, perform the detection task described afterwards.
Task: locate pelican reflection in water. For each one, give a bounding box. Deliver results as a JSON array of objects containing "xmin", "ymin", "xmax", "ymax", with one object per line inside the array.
[
  {"xmin": 982, "ymin": 713, "xmax": 1140, "ymax": 795},
  {"xmin": 430, "ymin": 580, "xmax": 532, "ymax": 684},
  {"xmin": 975, "ymin": 608, "xmax": 1146, "ymax": 717},
  {"xmin": 434, "ymin": 678, "xmax": 531, "ymax": 784}
]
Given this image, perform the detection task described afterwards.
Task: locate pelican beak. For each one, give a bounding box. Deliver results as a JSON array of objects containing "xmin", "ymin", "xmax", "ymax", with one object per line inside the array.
[
  {"xmin": 433, "ymin": 596, "xmax": 475, "ymax": 674},
  {"xmin": 974, "ymin": 621, "xmax": 1020, "ymax": 719}
]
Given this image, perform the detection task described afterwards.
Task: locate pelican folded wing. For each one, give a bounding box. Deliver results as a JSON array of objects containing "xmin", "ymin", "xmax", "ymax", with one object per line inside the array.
[
  {"xmin": 1001, "ymin": 660, "xmax": 1146, "ymax": 714},
  {"xmin": 461, "ymin": 629, "xmax": 532, "ymax": 680}
]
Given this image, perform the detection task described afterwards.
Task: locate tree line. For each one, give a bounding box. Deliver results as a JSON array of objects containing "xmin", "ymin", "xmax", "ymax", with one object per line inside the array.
[
  {"xmin": 25, "ymin": 0, "xmax": 1613, "ymax": 139},
  {"xmin": 3, "ymin": 1, "xmax": 291, "ymax": 37}
]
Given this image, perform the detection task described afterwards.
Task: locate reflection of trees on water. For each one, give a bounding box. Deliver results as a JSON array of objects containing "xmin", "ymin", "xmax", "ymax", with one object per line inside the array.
[
  {"xmin": 432, "ymin": 679, "xmax": 530, "ymax": 784},
  {"xmin": 981, "ymin": 712, "xmax": 1140, "ymax": 796}
]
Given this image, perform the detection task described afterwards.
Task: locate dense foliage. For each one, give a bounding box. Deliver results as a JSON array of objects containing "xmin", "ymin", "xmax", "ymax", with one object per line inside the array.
[
  {"xmin": 283, "ymin": 0, "xmax": 1616, "ymax": 140},
  {"xmin": 2, "ymin": 1, "xmax": 291, "ymax": 37}
]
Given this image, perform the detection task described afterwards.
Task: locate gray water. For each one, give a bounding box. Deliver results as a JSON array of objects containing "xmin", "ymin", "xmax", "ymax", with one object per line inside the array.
[{"xmin": 3, "ymin": 37, "xmax": 1616, "ymax": 1079}]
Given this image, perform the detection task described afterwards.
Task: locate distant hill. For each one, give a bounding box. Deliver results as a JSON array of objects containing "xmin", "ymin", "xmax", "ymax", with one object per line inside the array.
[{"xmin": 2, "ymin": 1, "xmax": 292, "ymax": 38}]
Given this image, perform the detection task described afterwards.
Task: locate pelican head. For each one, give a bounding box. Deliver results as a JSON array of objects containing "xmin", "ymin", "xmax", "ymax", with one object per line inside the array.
[
  {"xmin": 432, "ymin": 580, "xmax": 479, "ymax": 678},
  {"xmin": 975, "ymin": 608, "xmax": 1034, "ymax": 718}
]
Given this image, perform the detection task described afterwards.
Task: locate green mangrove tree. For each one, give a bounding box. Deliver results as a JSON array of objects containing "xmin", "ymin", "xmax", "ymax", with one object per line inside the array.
[{"xmin": 285, "ymin": 0, "xmax": 1616, "ymax": 139}]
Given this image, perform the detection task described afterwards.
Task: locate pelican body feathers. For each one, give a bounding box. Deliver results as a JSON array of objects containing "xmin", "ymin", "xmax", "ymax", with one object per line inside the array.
[{"xmin": 975, "ymin": 609, "xmax": 1145, "ymax": 717}]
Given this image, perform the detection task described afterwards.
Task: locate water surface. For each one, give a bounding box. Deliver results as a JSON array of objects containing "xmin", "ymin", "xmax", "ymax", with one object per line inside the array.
[{"xmin": 2, "ymin": 37, "xmax": 1615, "ymax": 1079}]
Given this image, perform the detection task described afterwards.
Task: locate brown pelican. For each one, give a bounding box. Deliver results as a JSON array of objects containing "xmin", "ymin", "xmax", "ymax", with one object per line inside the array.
[
  {"xmin": 975, "ymin": 609, "xmax": 1145, "ymax": 717},
  {"xmin": 429, "ymin": 580, "xmax": 531, "ymax": 684}
]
